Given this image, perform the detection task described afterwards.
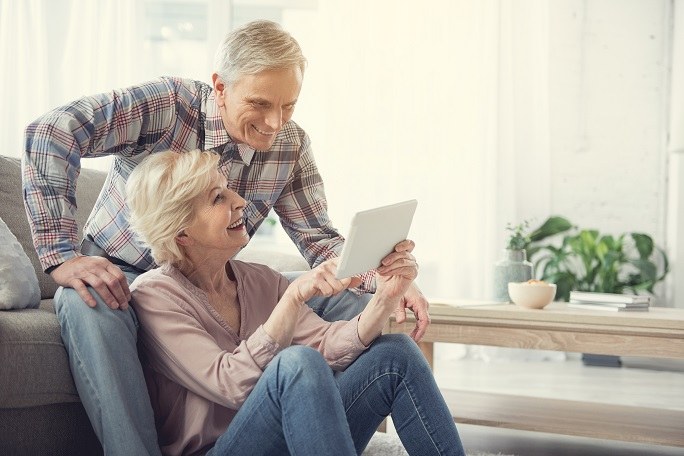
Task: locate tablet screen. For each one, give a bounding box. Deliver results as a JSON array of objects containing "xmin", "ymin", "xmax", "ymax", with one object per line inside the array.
[{"xmin": 335, "ymin": 199, "xmax": 418, "ymax": 279}]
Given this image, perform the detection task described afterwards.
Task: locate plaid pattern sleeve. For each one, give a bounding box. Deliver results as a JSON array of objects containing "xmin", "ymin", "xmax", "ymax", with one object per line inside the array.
[{"xmin": 22, "ymin": 78, "xmax": 184, "ymax": 271}]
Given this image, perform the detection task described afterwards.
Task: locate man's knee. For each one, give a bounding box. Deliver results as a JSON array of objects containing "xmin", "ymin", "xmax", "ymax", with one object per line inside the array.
[
  {"xmin": 54, "ymin": 286, "xmax": 138, "ymax": 338},
  {"xmin": 312, "ymin": 291, "xmax": 372, "ymax": 322}
]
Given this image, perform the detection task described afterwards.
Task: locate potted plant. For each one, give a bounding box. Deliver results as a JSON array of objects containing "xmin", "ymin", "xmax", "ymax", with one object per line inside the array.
[
  {"xmin": 521, "ymin": 216, "xmax": 669, "ymax": 302},
  {"xmin": 492, "ymin": 221, "xmax": 534, "ymax": 301}
]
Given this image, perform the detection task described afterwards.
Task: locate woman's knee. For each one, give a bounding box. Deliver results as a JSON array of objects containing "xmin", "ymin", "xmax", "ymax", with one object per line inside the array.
[
  {"xmin": 368, "ymin": 334, "xmax": 428, "ymax": 368},
  {"xmin": 273, "ymin": 346, "xmax": 332, "ymax": 385},
  {"xmin": 275, "ymin": 345, "xmax": 326, "ymax": 370}
]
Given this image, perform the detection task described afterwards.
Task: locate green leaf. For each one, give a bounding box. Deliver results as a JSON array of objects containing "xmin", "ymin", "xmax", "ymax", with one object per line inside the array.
[
  {"xmin": 629, "ymin": 258, "xmax": 657, "ymax": 282},
  {"xmin": 528, "ymin": 216, "xmax": 573, "ymax": 242},
  {"xmin": 542, "ymin": 271, "xmax": 576, "ymax": 302},
  {"xmin": 631, "ymin": 233, "xmax": 654, "ymax": 259}
]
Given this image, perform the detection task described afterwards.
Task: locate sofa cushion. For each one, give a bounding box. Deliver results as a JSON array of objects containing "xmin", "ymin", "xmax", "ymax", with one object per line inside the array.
[
  {"xmin": 0, "ymin": 156, "xmax": 107, "ymax": 299},
  {"xmin": 0, "ymin": 299, "xmax": 79, "ymax": 408},
  {"xmin": 0, "ymin": 216, "xmax": 40, "ymax": 309},
  {"xmin": 234, "ymin": 245, "xmax": 309, "ymax": 272}
]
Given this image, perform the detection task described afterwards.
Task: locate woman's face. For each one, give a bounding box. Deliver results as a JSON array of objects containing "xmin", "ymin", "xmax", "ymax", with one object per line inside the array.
[{"xmin": 182, "ymin": 171, "xmax": 249, "ymax": 259}]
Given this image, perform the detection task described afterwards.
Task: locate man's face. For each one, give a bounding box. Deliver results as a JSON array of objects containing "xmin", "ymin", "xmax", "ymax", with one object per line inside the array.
[{"xmin": 213, "ymin": 66, "xmax": 303, "ymax": 151}]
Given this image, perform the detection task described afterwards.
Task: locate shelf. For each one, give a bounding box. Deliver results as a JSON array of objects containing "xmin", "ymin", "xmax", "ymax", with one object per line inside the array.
[{"xmin": 442, "ymin": 389, "xmax": 684, "ymax": 447}]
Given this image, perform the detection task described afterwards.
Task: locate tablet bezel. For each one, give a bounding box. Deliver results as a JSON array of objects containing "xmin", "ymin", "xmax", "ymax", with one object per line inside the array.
[{"xmin": 335, "ymin": 199, "xmax": 418, "ymax": 279}]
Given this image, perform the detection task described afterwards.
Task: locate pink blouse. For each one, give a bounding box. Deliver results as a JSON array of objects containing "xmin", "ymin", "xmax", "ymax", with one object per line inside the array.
[{"xmin": 130, "ymin": 260, "xmax": 368, "ymax": 455}]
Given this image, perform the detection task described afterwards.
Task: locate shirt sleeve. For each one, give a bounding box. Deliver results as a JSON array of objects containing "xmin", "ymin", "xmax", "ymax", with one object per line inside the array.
[
  {"xmin": 132, "ymin": 280, "xmax": 283, "ymax": 410},
  {"xmin": 22, "ymin": 78, "xmax": 177, "ymax": 270},
  {"xmin": 292, "ymin": 307, "xmax": 370, "ymax": 371},
  {"xmin": 273, "ymin": 134, "xmax": 376, "ymax": 292}
]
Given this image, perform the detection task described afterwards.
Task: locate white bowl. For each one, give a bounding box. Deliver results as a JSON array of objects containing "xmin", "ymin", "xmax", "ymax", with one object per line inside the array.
[{"xmin": 508, "ymin": 281, "xmax": 557, "ymax": 309}]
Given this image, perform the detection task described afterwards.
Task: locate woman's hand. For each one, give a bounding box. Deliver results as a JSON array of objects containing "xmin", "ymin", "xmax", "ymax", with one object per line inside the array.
[{"xmin": 284, "ymin": 258, "xmax": 362, "ymax": 304}]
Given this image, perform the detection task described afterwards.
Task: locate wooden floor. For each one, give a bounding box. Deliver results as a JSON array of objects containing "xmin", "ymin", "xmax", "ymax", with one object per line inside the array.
[{"xmin": 387, "ymin": 353, "xmax": 684, "ymax": 455}]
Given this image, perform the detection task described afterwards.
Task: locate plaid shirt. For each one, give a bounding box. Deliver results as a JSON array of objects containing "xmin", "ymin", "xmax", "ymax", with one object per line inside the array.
[{"xmin": 23, "ymin": 76, "xmax": 375, "ymax": 292}]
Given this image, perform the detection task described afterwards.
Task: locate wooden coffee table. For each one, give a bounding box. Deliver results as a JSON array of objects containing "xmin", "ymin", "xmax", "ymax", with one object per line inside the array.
[{"xmin": 386, "ymin": 301, "xmax": 684, "ymax": 447}]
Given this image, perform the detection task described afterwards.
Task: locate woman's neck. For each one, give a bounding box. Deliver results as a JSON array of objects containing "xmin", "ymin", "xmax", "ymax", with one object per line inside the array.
[{"xmin": 178, "ymin": 253, "xmax": 233, "ymax": 294}]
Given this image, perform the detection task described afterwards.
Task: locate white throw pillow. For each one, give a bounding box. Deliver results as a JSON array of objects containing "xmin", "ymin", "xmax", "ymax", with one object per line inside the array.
[{"xmin": 0, "ymin": 216, "xmax": 40, "ymax": 310}]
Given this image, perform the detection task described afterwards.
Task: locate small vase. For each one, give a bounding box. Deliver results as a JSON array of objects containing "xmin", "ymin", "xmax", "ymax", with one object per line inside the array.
[{"xmin": 493, "ymin": 249, "xmax": 533, "ymax": 301}]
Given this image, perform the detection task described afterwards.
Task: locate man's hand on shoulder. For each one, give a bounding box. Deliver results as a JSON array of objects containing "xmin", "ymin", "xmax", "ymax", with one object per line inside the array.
[{"xmin": 50, "ymin": 256, "xmax": 131, "ymax": 310}]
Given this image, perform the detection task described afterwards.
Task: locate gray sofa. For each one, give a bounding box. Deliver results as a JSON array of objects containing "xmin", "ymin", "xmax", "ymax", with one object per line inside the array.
[
  {"xmin": 0, "ymin": 156, "xmax": 105, "ymax": 455},
  {"xmin": 0, "ymin": 155, "xmax": 407, "ymax": 456}
]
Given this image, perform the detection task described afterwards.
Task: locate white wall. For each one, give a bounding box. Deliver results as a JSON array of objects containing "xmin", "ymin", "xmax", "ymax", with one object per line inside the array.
[{"xmin": 545, "ymin": 0, "xmax": 675, "ymax": 306}]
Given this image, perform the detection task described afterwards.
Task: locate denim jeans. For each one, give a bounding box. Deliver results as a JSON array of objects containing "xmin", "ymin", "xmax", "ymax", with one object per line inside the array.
[
  {"xmin": 55, "ymin": 267, "xmax": 373, "ymax": 455},
  {"xmin": 54, "ymin": 266, "xmax": 160, "ymax": 456},
  {"xmin": 208, "ymin": 334, "xmax": 465, "ymax": 456},
  {"xmin": 281, "ymin": 271, "xmax": 373, "ymax": 320}
]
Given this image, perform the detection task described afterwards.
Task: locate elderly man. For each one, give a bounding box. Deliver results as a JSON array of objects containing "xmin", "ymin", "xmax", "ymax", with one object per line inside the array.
[{"xmin": 23, "ymin": 20, "xmax": 430, "ymax": 455}]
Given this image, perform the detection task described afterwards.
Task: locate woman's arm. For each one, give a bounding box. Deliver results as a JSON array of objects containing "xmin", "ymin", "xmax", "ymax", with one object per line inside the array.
[
  {"xmin": 288, "ymin": 246, "xmax": 418, "ymax": 367},
  {"xmin": 263, "ymin": 259, "xmax": 358, "ymax": 347}
]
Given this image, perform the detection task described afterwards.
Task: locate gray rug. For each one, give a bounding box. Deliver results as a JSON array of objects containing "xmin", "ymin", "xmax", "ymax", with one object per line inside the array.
[{"xmin": 363, "ymin": 432, "xmax": 515, "ymax": 456}]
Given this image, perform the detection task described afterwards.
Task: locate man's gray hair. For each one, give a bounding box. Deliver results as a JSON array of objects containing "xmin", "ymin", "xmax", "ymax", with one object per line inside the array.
[{"xmin": 213, "ymin": 20, "xmax": 307, "ymax": 84}]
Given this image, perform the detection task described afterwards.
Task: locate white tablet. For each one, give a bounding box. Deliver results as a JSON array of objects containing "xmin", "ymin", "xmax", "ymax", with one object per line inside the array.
[{"xmin": 335, "ymin": 199, "xmax": 418, "ymax": 279}]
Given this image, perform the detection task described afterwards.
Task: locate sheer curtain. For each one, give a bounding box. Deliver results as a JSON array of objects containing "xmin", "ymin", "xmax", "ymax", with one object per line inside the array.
[
  {"xmin": 286, "ymin": 0, "xmax": 551, "ymax": 302},
  {"xmin": 57, "ymin": 0, "xmax": 144, "ymax": 102},
  {"xmin": 0, "ymin": 0, "xmax": 49, "ymax": 158},
  {"xmin": 0, "ymin": 0, "xmax": 145, "ymax": 170}
]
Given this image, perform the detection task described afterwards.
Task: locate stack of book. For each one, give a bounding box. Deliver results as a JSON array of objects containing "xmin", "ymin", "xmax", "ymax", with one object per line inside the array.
[{"xmin": 568, "ymin": 291, "xmax": 651, "ymax": 312}]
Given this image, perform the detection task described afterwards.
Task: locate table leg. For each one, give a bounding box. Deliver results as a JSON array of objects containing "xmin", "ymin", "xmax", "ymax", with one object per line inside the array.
[{"xmin": 418, "ymin": 341, "xmax": 434, "ymax": 369}]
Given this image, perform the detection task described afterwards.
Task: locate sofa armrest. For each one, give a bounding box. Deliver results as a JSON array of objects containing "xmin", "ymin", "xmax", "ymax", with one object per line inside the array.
[{"xmin": 233, "ymin": 244, "xmax": 310, "ymax": 273}]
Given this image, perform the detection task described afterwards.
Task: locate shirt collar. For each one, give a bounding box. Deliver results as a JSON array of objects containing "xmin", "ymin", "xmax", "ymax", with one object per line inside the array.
[{"xmin": 205, "ymin": 91, "xmax": 256, "ymax": 165}]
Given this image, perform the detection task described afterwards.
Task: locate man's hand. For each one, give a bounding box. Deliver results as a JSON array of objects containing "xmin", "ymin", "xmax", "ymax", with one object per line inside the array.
[
  {"xmin": 376, "ymin": 239, "xmax": 430, "ymax": 341},
  {"xmin": 50, "ymin": 256, "xmax": 131, "ymax": 310},
  {"xmin": 393, "ymin": 282, "xmax": 430, "ymax": 342}
]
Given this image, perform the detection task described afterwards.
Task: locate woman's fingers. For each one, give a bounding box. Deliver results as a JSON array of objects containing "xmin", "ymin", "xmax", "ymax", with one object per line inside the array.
[{"xmin": 294, "ymin": 258, "xmax": 360, "ymax": 301}]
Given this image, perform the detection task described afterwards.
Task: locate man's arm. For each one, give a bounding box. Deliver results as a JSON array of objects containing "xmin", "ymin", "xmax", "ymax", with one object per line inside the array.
[
  {"xmin": 271, "ymin": 131, "xmax": 430, "ymax": 340},
  {"xmin": 23, "ymin": 78, "xmax": 177, "ymax": 307},
  {"xmin": 273, "ymin": 135, "xmax": 376, "ymax": 292}
]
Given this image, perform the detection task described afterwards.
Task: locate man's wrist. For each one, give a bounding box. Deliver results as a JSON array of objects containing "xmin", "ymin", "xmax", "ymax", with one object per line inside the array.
[{"xmin": 45, "ymin": 264, "xmax": 61, "ymax": 275}]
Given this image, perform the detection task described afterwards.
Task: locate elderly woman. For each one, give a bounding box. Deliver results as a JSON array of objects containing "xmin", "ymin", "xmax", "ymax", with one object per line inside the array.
[{"xmin": 125, "ymin": 150, "xmax": 465, "ymax": 456}]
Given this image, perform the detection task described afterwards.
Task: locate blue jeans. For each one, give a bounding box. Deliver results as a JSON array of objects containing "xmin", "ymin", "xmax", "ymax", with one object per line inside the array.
[
  {"xmin": 208, "ymin": 334, "xmax": 465, "ymax": 456},
  {"xmin": 281, "ymin": 271, "xmax": 372, "ymax": 320},
  {"xmin": 54, "ymin": 267, "xmax": 372, "ymax": 455},
  {"xmin": 54, "ymin": 266, "xmax": 160, "ymax": 456}
]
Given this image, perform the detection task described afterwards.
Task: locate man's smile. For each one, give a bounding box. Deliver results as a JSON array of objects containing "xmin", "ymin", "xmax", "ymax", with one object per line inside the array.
[{"xmin": 252, "ymin": 125, "xmax": 276, "ymax": 136}]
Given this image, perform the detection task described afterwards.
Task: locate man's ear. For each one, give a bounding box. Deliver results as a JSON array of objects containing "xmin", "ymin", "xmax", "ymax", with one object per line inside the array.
[{"xmin": 212, "ymin": 73, "xmax": 226, "ymax": 105}]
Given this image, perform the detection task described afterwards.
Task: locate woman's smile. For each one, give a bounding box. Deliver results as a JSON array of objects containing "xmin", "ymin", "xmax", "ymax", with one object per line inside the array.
[{"xmin": 227, "ymin": 218, "xmax": 245, "ymax": 232}]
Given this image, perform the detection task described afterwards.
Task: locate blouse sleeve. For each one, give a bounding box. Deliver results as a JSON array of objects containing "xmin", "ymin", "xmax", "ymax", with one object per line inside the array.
[{"xmin": 292, "ymin": 308, "xmax": 370, "ymax": 371}]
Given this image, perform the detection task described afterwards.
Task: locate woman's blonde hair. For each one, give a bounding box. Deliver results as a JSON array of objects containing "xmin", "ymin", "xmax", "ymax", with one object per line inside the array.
[
  {"xmin": 126, "ymin": 150, "xmax": 220, "ymax": 266},
  {"xmin": 213, "ymin": 19, "xmax": 307, "ymax": 84}
]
